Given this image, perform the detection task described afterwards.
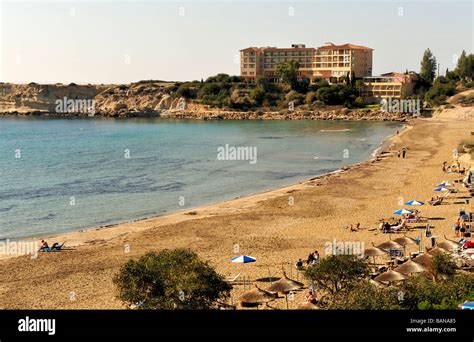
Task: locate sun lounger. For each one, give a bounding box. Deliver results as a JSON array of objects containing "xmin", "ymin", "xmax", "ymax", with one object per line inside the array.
[
  {"xmin": 405, "ymin": 216, "xmax": 426, "ymax": 223},
  {"xmin": 429, "ymin": 198, "xmax": 443, "ymax": 206},
  {"xmin": 38, "ymin": 242, "xmax": 66, "ymax": 252}
]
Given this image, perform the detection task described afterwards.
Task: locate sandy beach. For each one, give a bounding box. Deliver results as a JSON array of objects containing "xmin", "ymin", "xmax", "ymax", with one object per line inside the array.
[{"xmin": 0, "ymin": 105, "xmax": 473, "ymax": 309}]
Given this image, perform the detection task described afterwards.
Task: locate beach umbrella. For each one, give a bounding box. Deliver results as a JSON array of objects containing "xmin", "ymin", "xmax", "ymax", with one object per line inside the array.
[
  {"xmin": 364, "ymin": 246, "xmax": 387, "ymax": 265},
  {"xmin": 394, "ymin": 260, "xmax": 426, "ymax": 275},
  {"xmin": 437, "ymin": 240, "xmax": 462, "ymax": 252},
  {"xmin": 405, "ymin": 200, "xmax": 424, "ymax": 206},
  {"xmin": 376, "ymin": 240, "xmax": 403, "ymax": 251},
  {"xmin": 460, "ymin": 301, "xmax": 474, "ymax": 310},
  {"xmin": 393, "ymin": 209, "xmax": 413, "ymax": 215},
  {"xmin": 413, "ymin": 253, "xmax": 433, "ymax": 268},
  {"xmin": 374, "ymin": 270, "xmax": 408, "ymax": 283},
  {"xmin": 231, "ymin": 255, "xmax": 256, "ymax": 263},
  {"xmin": 239, "ymin": 285, "xmax": 277, "ymax": 308},
  {"xmin": 434, "ymin": 187, "xmax": 451, "ymax": 192},
  {"xmin": 266, "ymin": 272, "xmax": 304, "ymax": 309},
  {"xmin": 393, "ymin": 236, "xmax": 417, "ymax": 255},
  {"xmin": 297, "ymin": 301, "xmax": 319, "ymax": 310},
  {"xmin": 427, "ymin": 246, "xmax": 448, "ymax": 256},
  {"xmin": 364, "ymin": 246, "xmax": 387, "ymax": 257},
  {"xmin": 393, "ymin": 236, "xmax": 417, "ymax": 247}
]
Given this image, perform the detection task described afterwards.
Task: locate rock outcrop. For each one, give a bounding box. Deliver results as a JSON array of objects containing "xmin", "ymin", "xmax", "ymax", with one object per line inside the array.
[{"xmin": 0, "ymin": 82, "xmax": 410, "ymax": 121}]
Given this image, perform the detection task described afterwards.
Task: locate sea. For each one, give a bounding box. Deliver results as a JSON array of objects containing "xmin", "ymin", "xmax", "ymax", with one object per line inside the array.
[{"xmin": 0, "ymin": 116, "xmax": 402, "ymax": 239}]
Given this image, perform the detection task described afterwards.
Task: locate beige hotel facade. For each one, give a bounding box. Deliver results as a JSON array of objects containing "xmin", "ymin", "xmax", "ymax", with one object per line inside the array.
[
  {"xmin": 240, "ymin": 43, "xmax": 373, "ymax": 83},
  {"xmin": 240, "ymin": 43, "xmax": 416, "ymax": 99}
]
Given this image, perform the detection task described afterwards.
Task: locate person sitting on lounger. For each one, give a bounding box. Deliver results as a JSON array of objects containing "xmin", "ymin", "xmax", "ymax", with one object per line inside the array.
[{"xmin": 39, "ymin": 240, "xmax": 49, "ymax": 252}]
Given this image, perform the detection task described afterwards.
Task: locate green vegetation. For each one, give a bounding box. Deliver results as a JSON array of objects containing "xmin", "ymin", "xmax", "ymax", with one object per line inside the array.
[
  {"xmin": 422, "ymin": 49, "xmax": 474, "ymax": 105},
  {"xmin": 304, "ymin": 255, "xmax": 369, "ymax": 301},
  {"xmin": 113, "ymin": 249, "xmax": 231, "ymax": 310},
  {"xmin": 168, "ymin": 49, "xmax": 472, "ymax": 112},
  {"xmin": 305, "ymin": 254, "xmax": 474, "ymax": 310},
  {"xmin": 420, "ymin": 48, "xmax": 437, "ymax": 85}
]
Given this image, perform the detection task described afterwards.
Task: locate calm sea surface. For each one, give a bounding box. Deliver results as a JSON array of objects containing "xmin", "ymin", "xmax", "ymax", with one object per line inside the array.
[{"xmin": 0, "ymin": 117, "xmax": 401, "ymax": 239}]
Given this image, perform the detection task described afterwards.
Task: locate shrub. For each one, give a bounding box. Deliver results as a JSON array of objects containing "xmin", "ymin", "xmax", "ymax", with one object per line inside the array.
[
  {"xmin": 305, "ymin": 91, "xmax": 318, "ymax": 104},
  {"xmin": 113, "ymin": 249, "xmax": 232, "ymax": 310},
  {"xmin": 353, "ymin": 96, "xmax": 365, "ymax": 108},
  {"xmin": 431, "ymin": 252, "xmax": 456, "ymax": 279},
  {"xmin": 304, "ymin": 255, "xmax": 369, "ymax": 300}
]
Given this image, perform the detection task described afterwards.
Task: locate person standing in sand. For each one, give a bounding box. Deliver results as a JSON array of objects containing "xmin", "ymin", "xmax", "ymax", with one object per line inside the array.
[{"xmin": 402, "ymin": 148, "xmax": 407, "ymax": 158}]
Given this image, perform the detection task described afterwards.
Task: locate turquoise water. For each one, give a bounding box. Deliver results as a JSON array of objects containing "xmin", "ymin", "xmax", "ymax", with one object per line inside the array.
[{"xmin": 0, "ymin": 117, "xmax": 401, "ymax": 239}]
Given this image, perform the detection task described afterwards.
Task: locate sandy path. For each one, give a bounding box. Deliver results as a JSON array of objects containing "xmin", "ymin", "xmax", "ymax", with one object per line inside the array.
[{"xmin": 0, "ymin": 106, "xmax": 472, "ymax": 309}]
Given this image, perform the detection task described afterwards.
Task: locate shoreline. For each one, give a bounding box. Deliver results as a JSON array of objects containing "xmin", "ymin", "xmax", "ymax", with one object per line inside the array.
[
  {"xmin": 0, "ymin": 105, "xmax": 472, "ymax": 309},
  {"xmin": 1, "ymin": 121, "xmax": 406, "ymax": 255}
]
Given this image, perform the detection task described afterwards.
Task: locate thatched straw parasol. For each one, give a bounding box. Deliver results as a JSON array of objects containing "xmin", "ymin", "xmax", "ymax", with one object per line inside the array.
[
  {"xmin": 364, "ymin": 247, "xmax": 387, "ymax": 257},
  {"xmin": 364, "ymin": 246, "xmax": 387, "ymax": 265},
  {"xmin": 393, "ymin": 235, "xmax": 417, "ymax": 255},
  {"xmin": 394, "ymin": 260, "xmax": 426, "ymax": 275},
  {"xmin": 297, "ymin": 301, "xmax": 319, "ymax": 310},
  {"xmin": 413, "ymin": 253, "xmax": 433, "ymax": 269},
  {"xmin": 266, "ymin": 272, "xmax": 305, "ymax": 293},
  {"xmin": 427, "ymin": 246, "xmax": 448, "ymax": 256},
  {"xmin": 437, "ymin": 237, "xmax": 462, "ymax": 252},
  {"xmin": 266, "ymin": 272, "xmax": 304, "ymax": 309},
  {"xmin": 239, "ymin": 285, "xmax": 277, "ymax": 308},
  {"xmin": 374, "ymin": 270, "xmax": 408, "ymax": 283},
  {"xmin": 393, "ymin": 236, "xmax": 416, "ymax": 247},
  {"xmin": 376, "ymin": 240, "xmax": 403, "ymax": 251}
]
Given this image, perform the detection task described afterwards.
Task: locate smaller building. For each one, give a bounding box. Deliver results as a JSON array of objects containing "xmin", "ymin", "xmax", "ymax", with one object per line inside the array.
[{"xmin": 362, "ymin": 72, "xmax": 418, "ymax": 100}]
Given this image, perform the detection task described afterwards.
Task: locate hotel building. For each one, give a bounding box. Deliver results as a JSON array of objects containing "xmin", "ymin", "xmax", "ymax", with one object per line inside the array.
[
  {"xmin": 240, "ymin": 43, "xmax": 373, "ymax": 83},
  {"xmin": 362, "ymin": 72, "xmax": 418, "ymax": 100}
]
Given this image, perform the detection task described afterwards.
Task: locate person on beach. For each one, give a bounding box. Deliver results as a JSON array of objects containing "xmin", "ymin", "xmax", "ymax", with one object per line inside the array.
[
  {"xmin": 454, "ymin": 217, "xmax": 461, "ymax": 237},
  {"xmin": 313, "ymin": 250, "xmax": 320, "ymax": 263},
  {"xmin": 442, "ymin": 161, "xmax": 448, "ymax": 172},
  {"xmin": 306, "ymin": 252, "xmax": 315, "ymax": 265},
  {"xmin": 397, "ymin": 150, "xmax": 401, "ymax": 158},
  {"xmin": 39, "ymin": 240, "xmax": 49, "ymax": 252},
  {"xmin": 402, "ymin": 148, "xmax": 407, "ymax": 158},
  {"xmin": 306, "ymin": 290, "xmax": 318, "ymax": 304},
  {"xmin": 350, "ymin": 223, "xmax": 361, "ymax": 232}
]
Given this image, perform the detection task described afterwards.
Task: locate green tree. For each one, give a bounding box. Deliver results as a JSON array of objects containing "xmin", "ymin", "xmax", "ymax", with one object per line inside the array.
[
  {"xmin": 330, "ymin": 281, "xmax": 400, "ymax": 310},
  {"xmin": 275, "ymin": 60, "xmax": 300, "ymax": 90},
  {"xmin": 113, "ymin": 249, "xmax": 232, "ymax": 309},
  {"xmin": 457, "ymin": 50, "xmax": 468, "ymax": 79},
  {"xmin": 420, "ymin": 48, "xmax": 437, "ymax": 84},
  {"xmin": 431, "ymin": 252, "xmax": 456, "ymax": 279},
  {"xmin": 304, "ymin": 255, "xmax": 369, "ymax": 300}
]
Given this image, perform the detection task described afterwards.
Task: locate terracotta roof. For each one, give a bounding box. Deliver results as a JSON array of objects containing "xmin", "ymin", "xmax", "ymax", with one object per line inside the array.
[
  {"xmin": 312, "ymin": 70, "xmax": 332, "ymax": 78},
  {"xmin": 317, "ymin": 43, "xmax": 373, "ymax": 51},
  {"xmin": 240, "ymin": 47, "xmax": 261, "ymax": 52},
  {"xmin": 263, "ymin": 47, "xmax": 316, "ymax": 52}
]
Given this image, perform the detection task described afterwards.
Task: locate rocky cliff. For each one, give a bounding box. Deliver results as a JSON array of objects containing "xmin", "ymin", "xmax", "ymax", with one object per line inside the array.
[
  {"xmin": 0, "ymin": 82, "xmax": 409, "ymax": 121},
  {"xmin": 0, "ymin": 82, "xmax": 185, "ymax": 117}
]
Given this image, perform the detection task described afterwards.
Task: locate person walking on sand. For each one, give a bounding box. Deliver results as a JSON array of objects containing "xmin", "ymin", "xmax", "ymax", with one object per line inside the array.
[{"xmin": 402, "ymin": 148, "xmax": 407, "ymax": 158}]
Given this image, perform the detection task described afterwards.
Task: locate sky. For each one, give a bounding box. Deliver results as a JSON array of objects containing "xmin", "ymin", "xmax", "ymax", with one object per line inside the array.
[{"xmin": 1, "ymin": 0, "xmax": 472, "ymax": 84}]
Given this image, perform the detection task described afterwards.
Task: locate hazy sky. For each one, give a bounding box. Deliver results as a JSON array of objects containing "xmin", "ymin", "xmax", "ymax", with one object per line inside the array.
[{"xmin": 1, "ymin": 0, "xmax": 472, "ymax": 84}]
